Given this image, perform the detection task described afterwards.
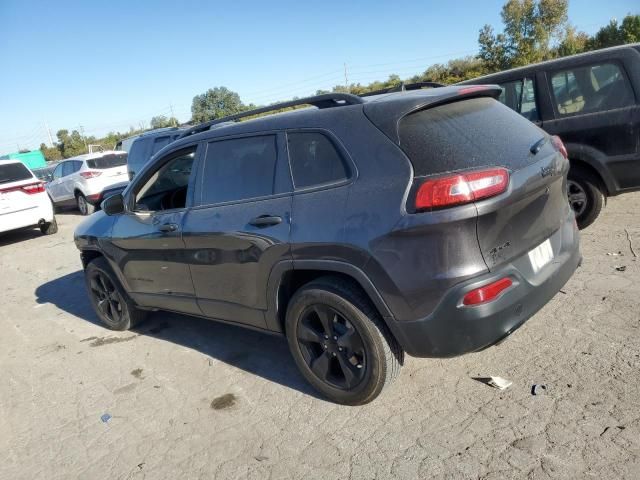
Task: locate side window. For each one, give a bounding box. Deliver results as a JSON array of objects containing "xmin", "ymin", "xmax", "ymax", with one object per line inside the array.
[
  {"xmin": 73, "ymin": 160, "xmax": 83, "ymax": 173},
  {"xmin": 550, "ymin": 62, "xmax": 633, "ymax": 116},
  {"xmin": 287, "ymin": 132, "xmax": 349, "ymax": 189},
  {"xmin": 520, "ymin": 78, "xmax": 539, "ymax": 122},
  {"xmin": 497, "ymin": 79, "xmax": 523, "ymax": 112},
  {"xmin": 52, "ymin": 164, "xmax": 63, "ymax": 180},
  {"xmin": 135, "ymin": 148, "xmax": 196, "ymax": 212},
  {"xmin": 201, "ymin": 135, "xmax": 278, "ymax": 205},
  {"xmin": 61, "ymin": 162, "xmax": 74, "ymax": 177},
  {"xmin": 151, "ymin": 136, "xmax": 172, "ymax": 156}
]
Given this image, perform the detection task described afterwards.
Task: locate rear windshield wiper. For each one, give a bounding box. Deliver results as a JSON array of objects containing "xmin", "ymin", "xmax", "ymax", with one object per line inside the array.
[{"xmin": 530, "ymin": 137, "xmax": 548, "ymax": 155}]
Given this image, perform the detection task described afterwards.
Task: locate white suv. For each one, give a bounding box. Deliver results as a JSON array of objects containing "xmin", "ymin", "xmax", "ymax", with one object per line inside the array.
[
  {"xmin": 0, "ymin": 160, "xmax": 57, "ymax": 235},
  {"xmin": 47, "ymin": 151, "xmax": 128, "ymax": 215}
]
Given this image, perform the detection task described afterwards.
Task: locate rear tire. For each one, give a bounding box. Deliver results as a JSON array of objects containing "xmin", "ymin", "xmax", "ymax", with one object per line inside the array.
[
  {"xmin": 77, "ymin": 193, "xmax": 96, "ymax": 216},
  {"xmin": 84, "ymin": 257, "xmax": 147, "ymax": 330},
  {"xmin": 285, "ymin": 276, "xmax": 403, "ymax": 405},
  {"xmin": 40, "ymin": 217, "xmax": 58, "ymax": 235},
  {"xmin": 567, "ymin": 165, "xmax": 604, "ymax": 230}
]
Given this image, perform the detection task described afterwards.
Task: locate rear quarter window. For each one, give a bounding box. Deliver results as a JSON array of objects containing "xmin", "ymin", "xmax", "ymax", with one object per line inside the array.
[
  {"xmin": 0, "ymin": 162, "xmax": 33, "ymax": 184},
  {"xmin": 86, "ymin": 153, "xmax": 128, "ymax": 169},
  {"xmin": 287, "ymin": 132, "xmax": 349, "ymax": 189},
  {"xmin": 398, "ymin": 97, "xmax": 545, "ymax": 176}
]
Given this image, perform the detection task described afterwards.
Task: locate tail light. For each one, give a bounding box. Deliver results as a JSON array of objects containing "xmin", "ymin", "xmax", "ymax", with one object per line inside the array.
[
  {"xmin": 551, "ymin": 135, "xmax": 568, "ymax": 160},
  {"xmin": 414, "ymin": 167, "xmax": 509, "ymax": 211},
  {"xmin": 463, "ymin": 277, "xmax": 513, "ymax": 306},
  {"xmin": 0, "ymin": 182, "xmax": 46, "ymax": 195},
  {"xmin": 80, "ymin": 171, "xmax": 102, "ymax": 179}
]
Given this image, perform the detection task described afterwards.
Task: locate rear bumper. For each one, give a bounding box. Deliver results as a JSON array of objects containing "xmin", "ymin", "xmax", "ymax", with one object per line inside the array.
[
  {"xmin": 0, "ymin": 200, "xmax": 54, "ymax": 234},
  {"xmin": 386, "ymin": 213, "xmax": 581, "ymax": 358}
]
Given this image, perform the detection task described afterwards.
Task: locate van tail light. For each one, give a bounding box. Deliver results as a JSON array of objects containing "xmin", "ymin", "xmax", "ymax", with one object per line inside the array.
[
  {"xmin": 414, "ymin": 167, "xmax": 509, "ymax": 211},
  {"xmin": 463, "ymin": 277, "xmax": 513, "ymax": 306},
  {"xmin": 80, "ymin": 171, "xmax": 102, "ymax": 179},
  {"xmin": 550, "ymin": 135, "xmax": 568, "ymax": 160}
]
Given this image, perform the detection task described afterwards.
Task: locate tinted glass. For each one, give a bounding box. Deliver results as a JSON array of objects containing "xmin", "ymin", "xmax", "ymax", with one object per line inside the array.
[
  {"xmin": 136, "ymin": 148, "xmax": 196, "ymax": 211},
  {"xmin": 87, "ymin": 153, "xmax": 127, "ymax": 169},
  {"xmin": 551, "ymin": 62, "xmax": 632, "ymax": 116},
  {"xmin": 151, "ymin": 136, "xmax": 172, "ymax": 156},
  {"xmin": 0, "ymin": 162, "xmax": 32, "ymax": 184},
  {"xmin": 497, "ymin": 79, "xmax": 523, "ymax": 111},
  {"xmin": 127, "ymin": 138, "xmax": 150, "ymax": 174},
  {"xmin": 520, "ymin": 78, "xmax": 539, "ymax": 121},
  {"xmin": 399, "ymin": 97, "xmax": 546, "ymax": 176},
  {"xmin": 61, "ymin": 162, "xmax": 74, "ymax": 177},
  {"xmin": 72, "ymin": 160, "xmax": 83, "ymax": 173},
  {"xmin": 287, "ymin": 132, "xmax": 348, "ymax": 189},
  {"xmin": 201, "ymin": 135, "xmax": 277, "ymax": 205}
]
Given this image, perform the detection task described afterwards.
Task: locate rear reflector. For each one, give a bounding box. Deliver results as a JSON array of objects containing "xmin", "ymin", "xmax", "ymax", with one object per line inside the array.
[
  {"xmin": 463, "ymin": 277, "xmax": 513, "ymax": 306},
  {"xmin": 550, "ymin": 135, "xmax": 568, "ymax": 160},
  {"xmin": 80, "ymin": 171, "xmax": 102, "ymax": 179},
  {"xmin": 415, "ymin": 167, "xmax": 509, "ymax": 210},
  {"xmin": 0, "ymin": 182, "xmax": 46, "ymax": 195}
]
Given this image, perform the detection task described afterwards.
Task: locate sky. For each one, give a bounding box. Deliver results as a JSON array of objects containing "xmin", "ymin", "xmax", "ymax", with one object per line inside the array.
[{"xmin": 0, "ymin": 0, "xmax": 637, "ymax": 153}]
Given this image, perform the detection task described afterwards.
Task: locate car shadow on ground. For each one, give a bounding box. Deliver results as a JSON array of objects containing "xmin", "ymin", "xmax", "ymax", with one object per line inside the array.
[
  {"xmin": 0, "ymin": 228, "xmax": 46, "ymax": 247},
  {"xmin": 35, "ymin": 270, "xmax": 319, "ymax": 399}
]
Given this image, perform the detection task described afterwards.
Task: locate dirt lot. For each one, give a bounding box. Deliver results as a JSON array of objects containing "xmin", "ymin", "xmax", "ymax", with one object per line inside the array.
[{"xmin": 1, "ymin": 195, "xmax": 639, "ymax": 480}]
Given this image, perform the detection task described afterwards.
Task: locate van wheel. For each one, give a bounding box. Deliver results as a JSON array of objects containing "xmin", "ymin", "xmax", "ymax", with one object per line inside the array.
[
  {"xmin": 285, "ymin": 276, "xmax": 403, "ymax": 405},
  {"xmin": 40, "ymin": 217, "xmax": 58, "ymax": 235},
  {"xmin": 77, "ymin": 193, "xmax": 96, "ymax": 216},
  {"xmin": 84, "ymin": 257, "xmax": 147, "ymax": 330},
  {"xmin": 567, "ymin": 166, "xmax": 604, "ymax": 230}
]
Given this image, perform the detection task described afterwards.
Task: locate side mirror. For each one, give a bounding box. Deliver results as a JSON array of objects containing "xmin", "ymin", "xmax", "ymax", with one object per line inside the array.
[{"xmin": 102, "ymin": 193, "xmax": 125, "ymax": 216}]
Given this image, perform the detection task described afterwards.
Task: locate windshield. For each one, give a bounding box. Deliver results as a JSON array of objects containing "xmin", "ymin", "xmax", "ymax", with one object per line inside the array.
[
  {"xmin": 0, "ymin": 162, "xmax": 33, "ymax": 184},
  {"xmin": 86, "ymin": 153, "xmax": 128, "ymax": 169}
]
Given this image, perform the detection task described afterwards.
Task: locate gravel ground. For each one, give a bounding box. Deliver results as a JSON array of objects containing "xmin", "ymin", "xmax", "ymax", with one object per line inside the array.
[{"xmin": 1, "ymin": 195, "xmax": 639, "ymax": 480}]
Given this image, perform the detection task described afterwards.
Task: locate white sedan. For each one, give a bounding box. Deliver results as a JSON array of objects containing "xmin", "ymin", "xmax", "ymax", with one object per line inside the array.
[{"xmin": 0, "ymin": 160, "xmax": 57, "ymax": 235}]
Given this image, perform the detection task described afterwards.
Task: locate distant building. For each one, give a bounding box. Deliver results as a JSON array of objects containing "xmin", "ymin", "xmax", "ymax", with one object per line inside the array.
[{"xmin": 0, "ymin": 150, "xmax": 46, "ymax": 169}]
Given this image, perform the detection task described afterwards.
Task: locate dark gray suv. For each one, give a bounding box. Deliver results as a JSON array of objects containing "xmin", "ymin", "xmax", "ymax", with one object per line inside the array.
[{"xmin": 75, "ymin": 86, "xmax": 581, "ymax": 404}]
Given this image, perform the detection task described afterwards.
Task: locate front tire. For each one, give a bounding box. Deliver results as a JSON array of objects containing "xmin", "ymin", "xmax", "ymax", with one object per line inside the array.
[
  {"xmin": 40, "ymin": 217, "xmax": 58, "ymax": 235},
  {"xmin": 285, "ymin": 276, "xmax": 403, "ymax": 405},
  {"xmin": 84, "ymin": 257, "xmax": 147, "ymax": 330},
  {"xmin": 77, "ymin": 193, "xmax": 96, "ymax": 216},
  {"xmin": 567, "ymin": 165, "xmax": 604, "ymax": 230}
]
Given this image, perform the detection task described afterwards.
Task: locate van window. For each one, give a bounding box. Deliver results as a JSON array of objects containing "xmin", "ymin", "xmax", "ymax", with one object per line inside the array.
[
  {"xmin": 550, "ymin": 62, "xmax": 633, "ymax": 116},
  {"xmin": 151, "ymin": 136, "xmax": 172, "ymax": 156},
  {"xmin": 201, "ymin": 135, "xmax": 278, "ymax": 205},
  {"xmin": 498, "ymin": 78, "xmax": 538, "ymax": 122},
  {"xmin": 127, "ymin": 138, "xmax": 150, "ymax": 174},
  {"xmin": 287, "ymin": 132, "xmax": 349, "ymax": 189}
]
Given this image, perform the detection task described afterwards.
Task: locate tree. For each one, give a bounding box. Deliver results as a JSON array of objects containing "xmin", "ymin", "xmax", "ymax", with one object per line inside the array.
[
  {"xmin": 587, "ymin": 15, "xmax": 640, "ymax": 50},
  {"xmin": 190, "ymin": 86, "xmax": 247, "ymax": 123},
  {"xmin": 150, "ymin": 115, "xmax": 179, "ymax": 129},
  {"xmin": 56, "ymin": 129, "xmax": 88, "ymax": 158},
  {"xmin": 478, "ymin": 0, "xmax": 568, "ymax": 71},
  {"xmin": 39, "ymin": 143, "xmax": 62, "ymax": 162}
]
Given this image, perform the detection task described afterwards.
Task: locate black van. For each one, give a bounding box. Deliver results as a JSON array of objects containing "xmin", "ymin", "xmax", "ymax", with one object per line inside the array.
[{"xmin": 460, "ymin": 44, "xmax": 640, "ymax": 228}]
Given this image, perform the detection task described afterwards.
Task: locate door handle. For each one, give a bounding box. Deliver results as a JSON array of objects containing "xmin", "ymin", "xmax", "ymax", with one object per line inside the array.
[
  {"xmin": 158, "ymin": 223, "xmax": 178, "ymax": 232},
  {"xmin": 249, "ymin": 215, "xmax": 282, "ymax": 227}
]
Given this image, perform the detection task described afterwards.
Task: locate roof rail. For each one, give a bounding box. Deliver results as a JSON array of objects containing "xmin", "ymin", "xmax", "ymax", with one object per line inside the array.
[
  {"xmin": 178, "ymin": 93, "xmax": 365, "ymax": 139},
  {"xmin": 360, "ymin": 81, "xmax": 444, "ymax": 97}
]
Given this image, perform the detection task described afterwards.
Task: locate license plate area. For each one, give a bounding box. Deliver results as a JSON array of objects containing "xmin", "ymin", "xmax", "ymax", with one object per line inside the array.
[{"xmin": 528, "ymin": 238, "xmax": 553, "ymax": 273}]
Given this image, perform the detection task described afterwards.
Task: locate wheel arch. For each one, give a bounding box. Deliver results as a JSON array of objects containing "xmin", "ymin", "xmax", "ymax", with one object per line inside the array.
[
  {"xmin": 265, "ymin": 260, "xmax": 395, "ymax": 335},
  {"xmin": 564, "ymin": 142, "xmax": 613, "ymax": 196}
]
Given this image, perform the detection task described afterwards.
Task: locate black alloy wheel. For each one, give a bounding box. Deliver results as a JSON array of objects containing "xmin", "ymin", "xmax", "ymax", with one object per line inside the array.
[{"xmin": 296, "ymin": 304, "xmax": 367, "ymax": 390}]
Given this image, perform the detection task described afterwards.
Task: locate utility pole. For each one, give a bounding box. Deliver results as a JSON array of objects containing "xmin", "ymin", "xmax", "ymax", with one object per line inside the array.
[
  {"xmin": 79, "ymin": 125, "xmax": 88, "ymax": 151},
  {"xmin": 44, "ymin": 121, "xmax": 54, "ymax": 147},
  {"xmin": 344, "ymin": 62, "xmax": 349, "ymax": 92},
  {"xmin": 170, "ymin": 104, "xmax": 177, "ymax": 126}
]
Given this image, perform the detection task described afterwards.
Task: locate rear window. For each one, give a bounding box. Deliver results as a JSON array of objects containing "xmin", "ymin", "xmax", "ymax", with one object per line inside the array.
[
  {"xmin": 0, "ymin": 162, "xmax": 33, "ymax": 184},
  {"xmin": 398, "ymin": 97, "xmax": 545, "ymax": 176},
  {"xmin": 86, "ymin": 153, "xmax": 128, "ymax": 169},
  {"xmin": 287, "ymin": 132, "xmax": 349, "ymax": 188}
]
